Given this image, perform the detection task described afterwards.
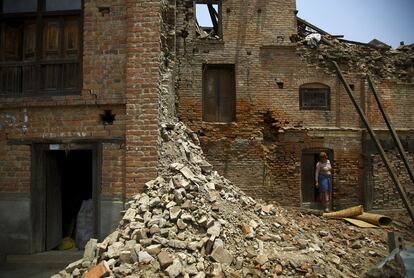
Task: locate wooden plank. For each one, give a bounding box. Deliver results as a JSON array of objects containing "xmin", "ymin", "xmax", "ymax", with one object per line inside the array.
[
  {"xmin": 343, "ymin": 218, "xmax": 378, "ymax": 228},
  {"xmin": 301, "ymin": 153, "xmax": 316, "ymax": 203},
  {"xmin": 31, "ymin": 144, "xmax": 46, "ymax": 253},
  {"xmin": 93, "ymin": 143, "xmax": 102, "ymax": 239},
  {"xmin": 203, "ymin": 67, "xmax": 218, "ymax": 122},
  {"xmin": 219, "ymin": 67, "xmax": 235, "ymax": 122},
  {"xmin": 45, "ymin": 151, "xmax": 63, "ymax": 250},
  {"xmin": 7, "ymin": 137, "xmax": 125, "ymax": 145}
]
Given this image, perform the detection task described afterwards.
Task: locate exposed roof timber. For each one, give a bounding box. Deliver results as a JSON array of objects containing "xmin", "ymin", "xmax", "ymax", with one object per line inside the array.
[
  {"xmin": 338, "ymin": 38, "xmax": 373, "ymax": 47},
  {"xmin": 207, "ymin": 4, "xmax": 219, "ymax": 34},
  {"xmin": 296, "ymin": 17, "xmax": 331, "ymax": 36},
  {"xmin": 296, "ymin": 17, "xmax": 389, "ymax": 48}
]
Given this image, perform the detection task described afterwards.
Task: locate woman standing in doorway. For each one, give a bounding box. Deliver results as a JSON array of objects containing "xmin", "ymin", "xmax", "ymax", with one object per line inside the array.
[{"xmin": 315, "ymin": 152, "xmax": 332, "ymax": 212}]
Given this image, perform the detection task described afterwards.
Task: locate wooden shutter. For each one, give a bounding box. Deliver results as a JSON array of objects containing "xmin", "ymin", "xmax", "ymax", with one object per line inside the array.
[
  {"xmin": 23, "ymin": 22, "xmax": 36, "ymax": 61},
  {"xmin": 62, "ymin": 18, "xmax": 80, "ymax": 90},
  {"xmin": 4, "ymin": 23, "xmax": 22, "ymax": 61},
  {"xmin": 218, "ymin": 67, "xmax": 235, "ymax": 122},
  {"xmin": 43, "ymin": 20, "xmax": 61, "ymax": 60},
  {"xmin": 63, "ymin": 63, "xmax": 79, "ymax": 89},
  {"xmin": 0, "ymin": 67, "xmax": 21, "ymax": 95},
  {"xmin": 22, "ymin": 21, "xmax": 37, "ymax": 93},
  {"xmin": 63, "ymin": 18, "xmax": 79, "ymax": 58},
  {"xmin": 203, "ymin": 68, "xmax": 218, "ymax": 122}
]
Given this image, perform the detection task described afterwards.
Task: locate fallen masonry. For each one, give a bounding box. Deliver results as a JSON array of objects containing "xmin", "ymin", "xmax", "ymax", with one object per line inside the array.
[{"xmin": 54, "ymin": 121, "xmax": 411, "ymax": 278}]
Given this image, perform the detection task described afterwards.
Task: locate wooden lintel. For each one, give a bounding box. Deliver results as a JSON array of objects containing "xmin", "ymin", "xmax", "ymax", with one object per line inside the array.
[{"xmin": 7, "ymin": 137, "xmax": 125, "ymax": 145}]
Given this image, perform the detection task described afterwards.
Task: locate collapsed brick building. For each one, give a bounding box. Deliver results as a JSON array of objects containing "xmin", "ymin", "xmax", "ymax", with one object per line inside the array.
[{"xmin": 0, "ymin": 0, "xmax": 413, "ymax": 256}]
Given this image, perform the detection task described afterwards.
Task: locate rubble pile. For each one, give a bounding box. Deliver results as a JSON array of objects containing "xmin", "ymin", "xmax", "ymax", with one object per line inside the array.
[
  {"xmin": 296, "ymin": 35, "xmax": 414, "ymax": 83},
  {"xmin": 55, "ymin": 121, "xmax": 397, "ymax": 278}
]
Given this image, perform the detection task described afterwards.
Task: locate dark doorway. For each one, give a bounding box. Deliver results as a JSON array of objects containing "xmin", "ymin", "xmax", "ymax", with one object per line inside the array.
[
  {"xmin": 31, "ymin": 144, "xmax": 100, "ymax": 253},
  {"xmin": 301, "ymin": 149, "xmax": 333, "ymax": 209},
  {"xmin": 44, "ymin": 150, "xmax": 93, "ymax": 250}
]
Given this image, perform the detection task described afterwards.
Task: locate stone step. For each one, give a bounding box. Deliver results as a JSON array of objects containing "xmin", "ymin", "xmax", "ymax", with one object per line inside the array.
[{"xmin": 6, "ymin": 250, "xmax": 82, "ymax": 266}]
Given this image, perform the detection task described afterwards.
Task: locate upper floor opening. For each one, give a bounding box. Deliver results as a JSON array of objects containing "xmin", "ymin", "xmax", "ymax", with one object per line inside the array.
[{"xmin": 195, "ymin": 0, "xmax": 221, "ymax": 40}]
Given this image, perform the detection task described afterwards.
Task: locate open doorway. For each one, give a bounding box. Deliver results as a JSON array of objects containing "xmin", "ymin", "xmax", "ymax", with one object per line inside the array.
[
  {"xmin": 31, "ymin": 144, "xmax": 100, "ymax": 253},
  {"xmin": 301, "ymin": 149, "xmax": 333, "ymax": 209}
]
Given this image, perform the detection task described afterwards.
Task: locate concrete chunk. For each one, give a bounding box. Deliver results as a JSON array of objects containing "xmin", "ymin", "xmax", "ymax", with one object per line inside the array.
[
  {"xmin": 158, "ymin": 251, "xmax": 174, "ymax": 268},
  {"xmin": 138, "ymin": 251, "xmax": 154, "ymax": 264},
  {"xmin": 210, "ymin": 246, "xmax": 233, "ymax": 264},
  {"xmin": 83, "ymin": 238, "xmax": 98, "ymax": 261},
  {"xmin": 65, "ymin": 259, "xmax": 83, "ymax": 273},
  {"xmin": 165, "ymin": 258, "xmax": 182, "ymax": 277}
]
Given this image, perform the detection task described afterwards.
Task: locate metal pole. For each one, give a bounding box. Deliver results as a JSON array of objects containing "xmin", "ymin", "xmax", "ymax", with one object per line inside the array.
[
  {"xmin": 333, "ymin": 61, "xmax": 414, "ymax": 223},
  {"xmin": 367, "ymin": 74, "xmax": 414, "ymax": 185}
]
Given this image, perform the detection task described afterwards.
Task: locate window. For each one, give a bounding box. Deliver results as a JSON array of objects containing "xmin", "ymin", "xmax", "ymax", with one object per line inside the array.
[
  {"xmin": 195, "ymin": 1, "xmax": 221, "ymax": 39},
  {"xmin": 299, "ymin": 83, "xmax": 330, "ymax": 110},
  {"xmin": 203, "ymin": 65, "xmax": 235, "ymax": 122},
  {"xmin": 0, "ymin": 0, "xmax": 82, "ymax": 97}
]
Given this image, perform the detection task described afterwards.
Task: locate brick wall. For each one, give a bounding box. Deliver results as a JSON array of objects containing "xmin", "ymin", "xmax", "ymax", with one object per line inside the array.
[
  {"xmin": 0, "ymin": 142, "xmax": 30, "ymax": 193},
  {"xmin": 102, "ymin": 143, "xmax": 125, "ymax": 198},
  {"xmin": 0, "ymin": 0, "xmax": 163, "ymax": 199},
  {"xmin": 174, "ymin": 0, "xmax": 414, "ymax": 208},
  {"xmin": 124, "ymin": 0, "xmax": 162, "ymax": 197},
  {"xmin": 371, "ymin": 151, "xmax": 414, "ymax": 209}
]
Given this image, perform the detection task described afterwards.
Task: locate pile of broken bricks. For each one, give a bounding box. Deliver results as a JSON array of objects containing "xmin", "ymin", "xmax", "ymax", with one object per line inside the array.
[
  {"xmin": 55, "ymin": 122, "xmax": 407, "ymax": 278},
  {"xmin": 296, "ymin": 35, "xmax": 414, "ymax": 83}
]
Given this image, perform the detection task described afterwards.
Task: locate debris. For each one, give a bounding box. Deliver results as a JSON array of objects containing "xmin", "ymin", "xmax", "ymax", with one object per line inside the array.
[
  {"xmin": 210, "ymin": 246, "xmax": 233, "ymax": 264},
  {"xmin": 297, "ymin": 33, "xmax": 414, "ymax": 83},
  {"xmin": 83, "ymin": 261, "xmax": 110, "ymax": 278},
  {"xmin": 56, "ymin": 120, "xmax": 398, "ymax": 277},
  {"xmin": 158, "ymin": 251, "xmax": 174, "ymax": 268}
]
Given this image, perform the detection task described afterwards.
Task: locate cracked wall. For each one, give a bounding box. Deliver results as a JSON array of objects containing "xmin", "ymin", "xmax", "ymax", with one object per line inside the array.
[{"xmin": 173, "ymin": 0, "xmax": 414, "ymax": 209}]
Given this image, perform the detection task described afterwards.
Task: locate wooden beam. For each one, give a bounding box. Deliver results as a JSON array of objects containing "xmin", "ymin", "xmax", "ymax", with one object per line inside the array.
[
  {"xmin": 7, "ymin": 137, "xmax": 125, "ymax": 145},
  {"xmin": 296, "ymin": 17, "xmax": 330, "ymax": 36},
  {"xmin": 367, "ymin": 74, "xmax": 414, "ymax": 186},
  {"xmin": 207, "ymin": 4, "xmax": 219, "ymax": 35},
  {"xmin": 333, "ymin": 61, "xmax": 414, "ymax": 224}
]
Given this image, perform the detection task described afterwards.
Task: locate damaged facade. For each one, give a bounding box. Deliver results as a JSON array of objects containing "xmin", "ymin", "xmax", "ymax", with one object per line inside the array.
[{"xmin": 0, "ymin": 0, "xmax": 413, "ymax": 255}]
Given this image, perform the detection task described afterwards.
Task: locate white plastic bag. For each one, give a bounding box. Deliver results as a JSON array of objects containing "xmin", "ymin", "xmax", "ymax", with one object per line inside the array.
[{"xmin": 76, "ymin": 199, "xmax": 94, "ymax": 250}]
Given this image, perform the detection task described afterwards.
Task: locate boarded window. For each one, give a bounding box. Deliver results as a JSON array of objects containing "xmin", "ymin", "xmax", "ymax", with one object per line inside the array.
[
  {"xmin": 195, "ymin": 1, "xmax": 221, "ymax": 39},
  {"xmin": 203, "ymin": 65, "xmax": 235, "ymax": 122},
  {"xmin": 0, "ymin": 1, "xmax": 82, "ymax": 97},
  {"xmin": 299, "ymin": 83, "xmax": 330, "ymax": 110}
]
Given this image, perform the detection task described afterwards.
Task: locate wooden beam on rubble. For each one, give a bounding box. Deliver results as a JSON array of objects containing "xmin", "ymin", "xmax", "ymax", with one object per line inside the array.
[{"xmin": 333, "ymin": 61, "xmax": 414, "ymax": 224}]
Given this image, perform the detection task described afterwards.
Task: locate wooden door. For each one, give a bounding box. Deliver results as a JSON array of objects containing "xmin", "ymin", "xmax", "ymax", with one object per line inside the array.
[
  {"xmin": 301, "ymin": 153, "xmax": 316, "ymax": 204},
  {"xmin": 202, "ymin": 65, "xmax": 235, "ymax": 122},
  {"xmin": 45, "ymin": 152, "xmax": 63, "ymax": 250}
]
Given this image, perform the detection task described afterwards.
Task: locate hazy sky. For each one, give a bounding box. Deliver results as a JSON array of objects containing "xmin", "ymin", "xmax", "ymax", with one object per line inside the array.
[{"xmin": 296, "ymin": 0, "xmax": 414, "ymax": 48}]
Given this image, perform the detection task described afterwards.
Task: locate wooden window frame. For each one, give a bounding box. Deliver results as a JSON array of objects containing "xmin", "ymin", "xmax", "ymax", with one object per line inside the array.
[
  {"xmin": 0, "ymin": 0, "xmax": 83, "ymax": 97},
  {"xmin": 299, "ymin": 83, "xmax": 331, "ymax": 111},
  {"xmin": 202, "ymin": 64, "xmax": 236, "ymax": 123},
  {"xmin": 195, "ymin": 0, "xmax": 222, "ymax": 39}
]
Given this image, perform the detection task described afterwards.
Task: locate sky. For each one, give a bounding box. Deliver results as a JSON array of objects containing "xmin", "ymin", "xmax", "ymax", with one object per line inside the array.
[
  {"xmin": 296, "ymin": 0, "xmax": 414, "ymax": 48},
  {"xmin": 196, "ymin": 4, "xmax": 218, "ymax": 27}
]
